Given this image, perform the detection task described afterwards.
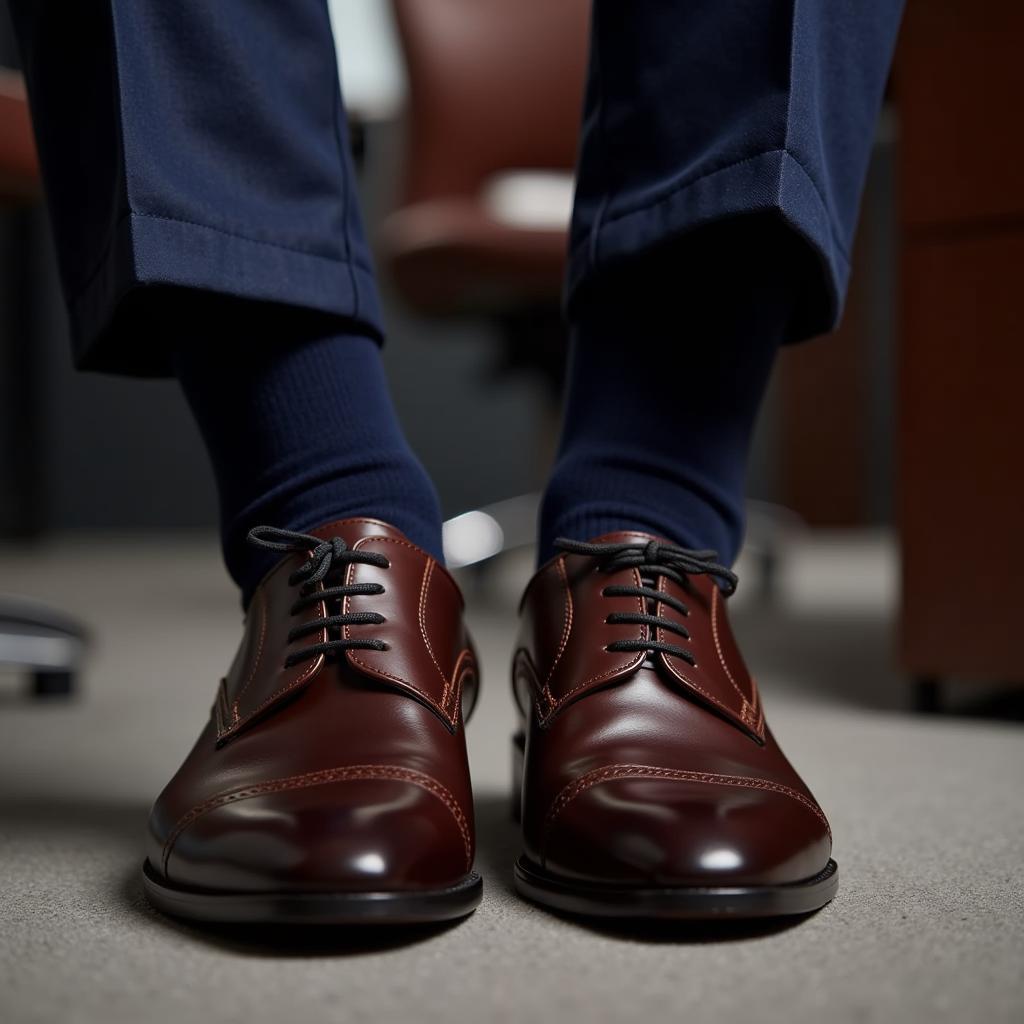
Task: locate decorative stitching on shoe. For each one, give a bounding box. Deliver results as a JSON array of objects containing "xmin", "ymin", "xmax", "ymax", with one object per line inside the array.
[
  {"xmin": 217, "ymin": 591, "xmax": 326, "ymax": 741},
  {"xmin": 654, "ymin": 579, "xmax": 764, "ymax": 741},
  {"xmin": 222, "ymin": 650, "xmax": 326, "ymax": 740},
  {"xmin": 447, "ymin": 647, "xmax": 476, "ymax": 719},
  {"xmin": 511, "ymin": 647, "xmax": 541, "ymax": 714},
  {"xmin": 162, "ymin": 764, "xmax": 473, "ymax": 876},
  {"xmin": 540, "ymin": 557, "xmax": 574, "ymax": 706},
  {"xmin": 229, "ymin": 585, "xmax": 267, "ymax": 724},
  {"xmin": 214, "ymin": 677, "xmax": 231, "ymax": 735},
  {"xmin": 216, "ymin": 555, "xmax": 329, "ymax": 740},
  {"xmin": 341, "ymin": 536, "xmax": 461, "ymax": 727},
  {"xmin": 543, "ymin": 763, "xmax": 830, "ymax": 840},
  {"xmin": 536, "ymin": 565, "xmax": 648, "ymax": 722},
  {"xmin": 418, "ymin": 558, "xmax": 453, "ymax": 702},
  {"xmin": 710, "ymin": 584, "xmax": 759, "ymax": 718},
  {"xmin": 343, "ymin": 656, "xmax": 460, "ymax": 728},
  {"xmin": 658, "ymin": 644, "xmax": 763, "ymax": 739},
  {"xmin": 538, "ymin": 651, "xmax": 646, "ymax": 725}
]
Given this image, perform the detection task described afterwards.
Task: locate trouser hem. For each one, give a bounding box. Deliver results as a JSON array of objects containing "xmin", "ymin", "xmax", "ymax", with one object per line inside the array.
[
  {"xmin": 69, "ymin": 211, "xmax": 385, "ymax": 376},
  {"xmin": 566, "ymin": 148, "xmax": 851, "ymax": 343}
]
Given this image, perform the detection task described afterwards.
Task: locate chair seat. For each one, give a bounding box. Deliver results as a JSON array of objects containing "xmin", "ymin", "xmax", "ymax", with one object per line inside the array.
[
  {"xmin": 0, "ymin": 70, "xmax": 40, "ymax": 202},
  {"xmin": 378, "ymin": 196, "xmax": 568, "ymax": 316}
]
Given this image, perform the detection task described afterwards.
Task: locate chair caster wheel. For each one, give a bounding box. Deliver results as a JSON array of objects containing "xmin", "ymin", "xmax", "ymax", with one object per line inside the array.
[
  {"xmin": 32, "ymin": 670, "xmax": 74, "ymax": 698},
  {"xmin": 912, "ymin": 676, "xmax": 942, "ymax": 714}
]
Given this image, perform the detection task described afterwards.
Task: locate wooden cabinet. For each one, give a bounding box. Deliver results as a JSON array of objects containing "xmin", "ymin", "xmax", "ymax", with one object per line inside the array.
[{"xmin": 896, "ymin": 1, "xmax": 1024, "ymax": 687}]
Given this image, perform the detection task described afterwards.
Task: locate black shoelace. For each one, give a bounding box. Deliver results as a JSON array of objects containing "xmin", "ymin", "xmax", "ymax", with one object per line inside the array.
[
  {"xmin": 554, "ymin": 537, "xmax": 738, "ymax": 665},
  {"xmin": 248, "ymin": 526, "xmax": 391, "ymax": 667}
]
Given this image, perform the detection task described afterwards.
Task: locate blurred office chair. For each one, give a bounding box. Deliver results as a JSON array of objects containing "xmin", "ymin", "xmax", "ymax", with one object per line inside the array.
[
  {"xmin": 379, "ymin": 0, "xmax": 590, "ymax": 395},
  {"xmin": 0, "ymin": 69, "xmax": 37, "ymax": 199},
  {"xmin": 0, "ymin": 68, "xmax": 86, "ymax": 697}
]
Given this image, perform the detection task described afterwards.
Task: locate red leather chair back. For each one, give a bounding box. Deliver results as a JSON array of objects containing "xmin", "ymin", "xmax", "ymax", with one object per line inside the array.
[
  {"xmin": 391, "ymin": 0, "xmax": 590, "ymax": 204},
  {"xmin": 0, "ymin": 70, "xmax": 40, "ymax": 201}
]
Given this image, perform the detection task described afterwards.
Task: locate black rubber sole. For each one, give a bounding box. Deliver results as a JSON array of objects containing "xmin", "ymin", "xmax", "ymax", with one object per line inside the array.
[
  {"xmin": 142, "ymin": 860, "xmax": 483, "ymax": 925},
  {"xmin": 513, "ymin": 856, "xmax": 838, "ymax": 920}
]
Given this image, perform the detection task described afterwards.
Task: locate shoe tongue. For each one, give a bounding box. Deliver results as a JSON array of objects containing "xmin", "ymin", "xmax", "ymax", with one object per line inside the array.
[
  {"xmin": 581, "ymin": 531, "xmax": 675, "ymax": 584},
  {"xmin": 306, "ymin": 517, "xmax": 419, "ymax": 551},
  {"xmin": 584, "ymin": 529, "xmax": 673, "ymax": 548},
  {"xmin": 582, "ymin": 531, "xmax": 666, "ymax": 598}
]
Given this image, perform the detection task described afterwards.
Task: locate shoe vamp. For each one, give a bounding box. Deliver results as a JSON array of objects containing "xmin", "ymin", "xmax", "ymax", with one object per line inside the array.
[
  {"xmin": 149, "ymin": 659, "xmax": 471, "ymax": 848},
  {"xmin": 525, "ymin": 664, "xmax": 811, "ymax": 810}
]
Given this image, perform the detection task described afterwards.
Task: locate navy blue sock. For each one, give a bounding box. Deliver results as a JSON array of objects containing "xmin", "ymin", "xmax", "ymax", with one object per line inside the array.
[
  {"xmin": 171, "ymin": 297, "xmax": 443, "ymax": 601},
  {"xmin": 540, "ymin": 219, "xmax": 805, "ymax": 566}
]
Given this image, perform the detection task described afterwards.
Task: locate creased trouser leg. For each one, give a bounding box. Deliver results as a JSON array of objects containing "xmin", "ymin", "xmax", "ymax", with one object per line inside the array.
[
  {"xmin": 568, "ymin": 0, "xmax": 906, "ymax": 340},
  {"xmin": 9, "ymin": 0, "xmax": 381, "ymax": 374}
]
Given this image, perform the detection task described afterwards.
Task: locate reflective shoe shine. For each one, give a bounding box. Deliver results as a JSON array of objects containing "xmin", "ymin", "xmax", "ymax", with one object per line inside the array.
[
  {"xmin": 512, "ymin": 532, "xmax": 837, "ymax": 919},
  {"xmin": 142, "ymin": 518, "xmax": 482, "ymax": 925}
]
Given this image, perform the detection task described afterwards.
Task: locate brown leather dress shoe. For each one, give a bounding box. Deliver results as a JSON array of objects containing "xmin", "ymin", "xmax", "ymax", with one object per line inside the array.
[
  {"xmin": 142, "ymin": 518, "xmax": 482, "ymax": 925},
  {"xmin": 512, "ymin": 532, "xmax": 837, "ymax": 919}
]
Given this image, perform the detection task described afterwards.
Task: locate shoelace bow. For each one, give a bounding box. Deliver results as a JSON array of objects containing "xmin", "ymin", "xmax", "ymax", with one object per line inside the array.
[
  {"xmin": 554, "ymin": 537, "xmax": 738, "ymax": 665},
  {"xmin": 248, "ymin": 526, "xmax": 391, "ymax": 667}
]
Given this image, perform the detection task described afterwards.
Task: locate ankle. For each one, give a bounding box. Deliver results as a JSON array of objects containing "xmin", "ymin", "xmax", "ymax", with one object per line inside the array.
[{"xmin": 169, "ymin": 297, "xmax": 443, "ymax": 599}]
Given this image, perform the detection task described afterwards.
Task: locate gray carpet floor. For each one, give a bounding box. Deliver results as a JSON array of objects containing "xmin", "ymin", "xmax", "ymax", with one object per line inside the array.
[{"xmin": 1, "ymin": 532, "xmax": 1021, "ymax": 1024}]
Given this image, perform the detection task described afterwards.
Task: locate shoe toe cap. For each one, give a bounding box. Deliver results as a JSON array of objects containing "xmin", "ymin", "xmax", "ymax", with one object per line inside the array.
[
  {"xmin": 541, "ymin": 775, "xmax": 831, "ymax": 888},
  {"xmin": 158, "ymin": 776, "xmax": 472, "ymax": 893}
]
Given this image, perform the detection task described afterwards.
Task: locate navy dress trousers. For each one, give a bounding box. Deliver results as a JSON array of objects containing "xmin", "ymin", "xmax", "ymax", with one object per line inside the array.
[{"xmin": 9, "ymin": 0, "xmax": 905, "ymax": 375}]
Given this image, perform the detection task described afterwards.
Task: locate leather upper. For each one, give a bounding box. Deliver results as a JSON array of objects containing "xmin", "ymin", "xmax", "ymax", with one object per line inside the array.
[
  {"xmin": 147, "ymin": 518, "xmax": 479, "ymax": 894},
  {"xmin": 513, "ymin": 531, "xmax": 832, "ymax": 888}
]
